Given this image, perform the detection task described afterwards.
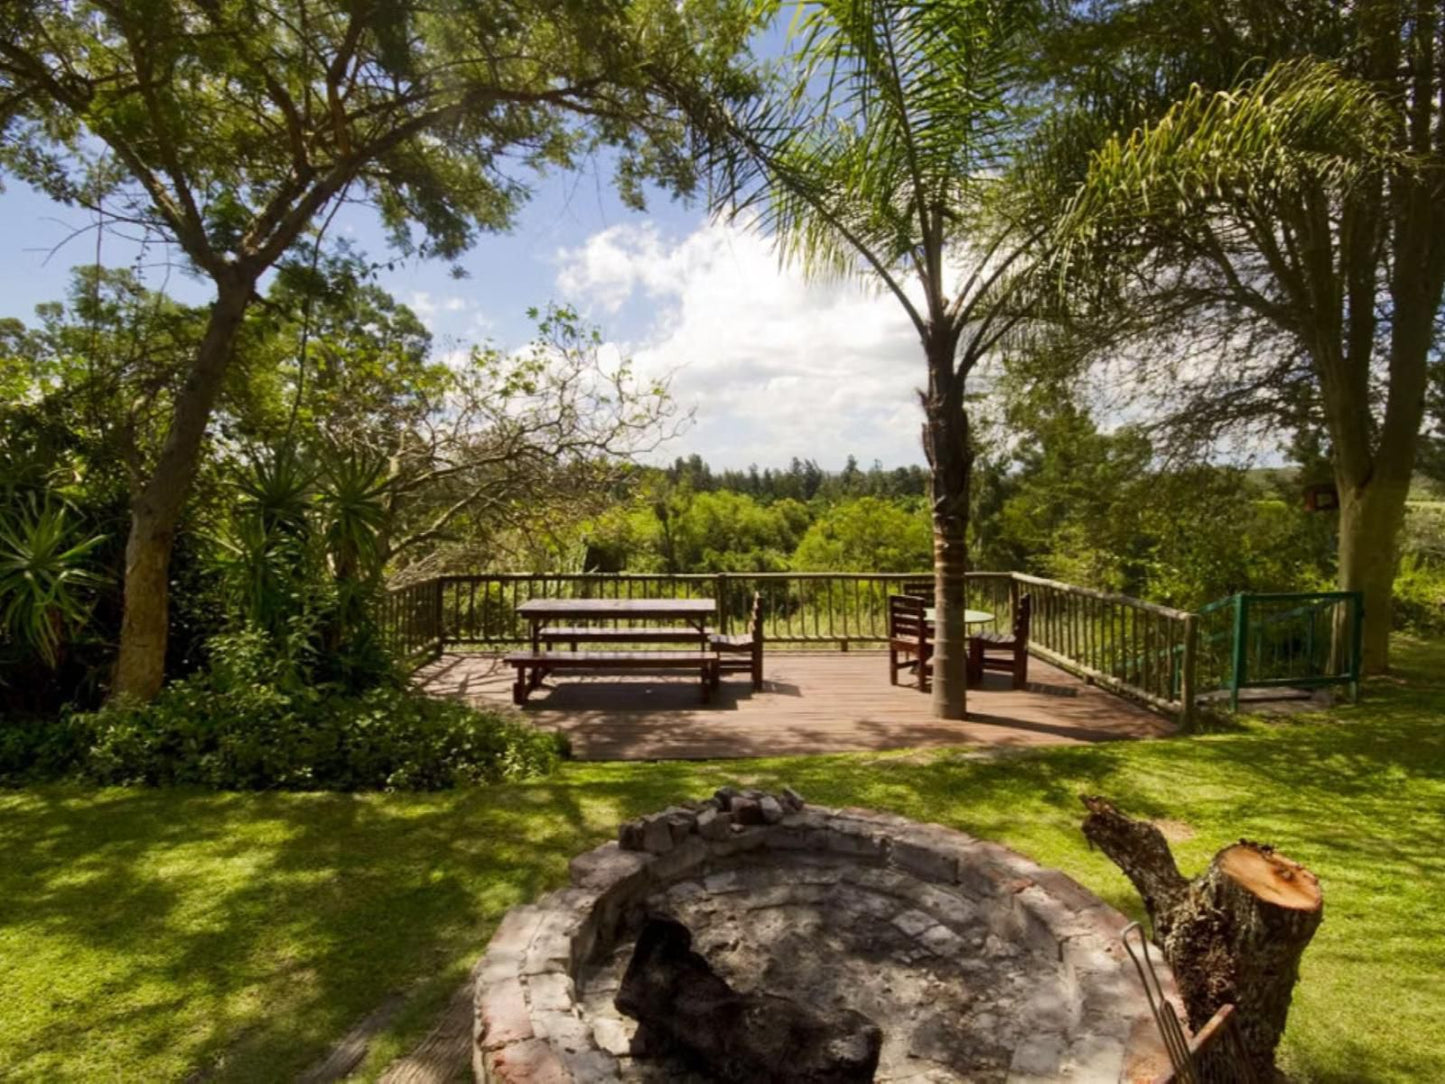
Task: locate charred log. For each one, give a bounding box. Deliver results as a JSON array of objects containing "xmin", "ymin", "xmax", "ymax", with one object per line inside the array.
[{"xmin": 615, "ymin": 915, "xmax": 882, "ymax": 1083}]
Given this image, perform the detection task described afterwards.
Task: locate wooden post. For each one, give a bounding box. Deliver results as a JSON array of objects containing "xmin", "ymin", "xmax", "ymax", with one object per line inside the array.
[
  {"xmin": 433, "ymin": 577, "xmax": 445, "ymax": 658},
  {"xmin": 1180, "ymin": 612, "xmax": 1198, "ymax": 729}
]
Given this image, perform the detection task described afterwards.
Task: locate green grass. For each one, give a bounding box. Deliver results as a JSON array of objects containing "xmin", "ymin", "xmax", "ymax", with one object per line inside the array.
[{"xmin": 3, "ymin": 639, "xmax": 1443, "ymax": 1082}]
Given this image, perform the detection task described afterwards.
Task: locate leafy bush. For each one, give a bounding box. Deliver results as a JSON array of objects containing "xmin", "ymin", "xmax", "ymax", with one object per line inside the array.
[
  {"xmin": 1393, "ymin": 554, "xmax": 1445, "ymax": 635},
  {"xmin": 0, "ymin": 711, "xmax": 92, "ymax": 785},
  {"xmin": 70, "ymin": 629, "xmax": 563, "ymax": 791}
]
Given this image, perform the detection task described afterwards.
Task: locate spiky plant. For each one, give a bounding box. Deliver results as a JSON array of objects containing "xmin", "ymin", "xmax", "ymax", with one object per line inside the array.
[{"xmin": 0, "ymin": 498, "xmax": 106, "ymax": 669}]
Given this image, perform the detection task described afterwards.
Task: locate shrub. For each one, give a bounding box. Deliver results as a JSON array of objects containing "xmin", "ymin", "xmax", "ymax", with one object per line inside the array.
[
  {"xmin": 1393, "ymin": 554, "xmax": 1445, "ymax": 635},
  {"xmin": 72, "ymin": 630, "xmax": 564, "ymax": 791},
  {"xmin": 0, "ymin": 711, "xmax": 92, "ymax": 785}
]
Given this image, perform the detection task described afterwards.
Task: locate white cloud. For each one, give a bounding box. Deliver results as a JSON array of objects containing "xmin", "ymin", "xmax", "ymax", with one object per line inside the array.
[
  {"xmin": 408, "ymin": 291, "xmax": 473, "ymax": 330},
  {"xmin": 554, "ymin": 220, "xmax": 929, "ymax": 469},
  {"xmin": 408, "ymin": 291, "xmax": 439, "ymax": 326}
]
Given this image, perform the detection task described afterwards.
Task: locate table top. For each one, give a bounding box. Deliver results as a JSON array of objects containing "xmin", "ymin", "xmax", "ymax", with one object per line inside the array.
[
  {"xmin": 924, "ymin": 608, "xmax": 994, "ymax": 625},
  {"xmin": 516, "ymin": 598, "xmax": 716, "ymax": 618}
]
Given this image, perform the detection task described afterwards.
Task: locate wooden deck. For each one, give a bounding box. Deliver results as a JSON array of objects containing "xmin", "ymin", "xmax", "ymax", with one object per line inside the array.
[{"xmin": 415, "ymin": 650, "xmax": 1174, "ymax": 761}]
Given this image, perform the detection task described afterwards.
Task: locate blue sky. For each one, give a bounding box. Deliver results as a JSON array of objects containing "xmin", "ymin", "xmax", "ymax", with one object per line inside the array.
[
  {"xmin": 0, "ymin": 9, "xmax": 936, "ymax": 473},
  {"xmin": 0, "ymin": 162, "xmax": 935, "ymax": 471}
]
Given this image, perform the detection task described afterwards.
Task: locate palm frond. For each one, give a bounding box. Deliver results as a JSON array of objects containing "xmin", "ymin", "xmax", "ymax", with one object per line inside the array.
[
  {"xmin": 1057, "ymin": 58, "xmax": 1400, "ymax": 260},
  {"xmin": 697, "ymin": 0, "xmax": 1036, "ymax": 311}
]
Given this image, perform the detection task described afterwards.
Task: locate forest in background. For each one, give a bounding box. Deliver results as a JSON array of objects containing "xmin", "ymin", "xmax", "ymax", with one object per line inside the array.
[{"xmin": 5, "ymin": 262, "xmax": 1443, "ymax": 725}]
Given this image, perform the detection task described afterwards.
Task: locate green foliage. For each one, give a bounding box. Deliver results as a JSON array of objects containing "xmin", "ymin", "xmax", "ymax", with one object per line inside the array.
[
  {"xmin": 792, "ymin": 497, "xmax": 932, "ymax": 572},
  {"xmin": 0, "ymin": 711, "xmax": 92, "ymax": 784},
  {"xmin": 662, "ymin": 453, "xmax": 929, "ymax": 503},
  {"xmin": 1393, "ymin": 553, "xmax": 1445, "ymax": 635},
  {"xmin": 588, "ymin": 488, "xmax": 812, "ymax": 573},
  {"xmin": 210, "ymin": 444, "xmax": 393, "ymax": 691},
  {"xmin": 1062, "ymin": 59, "xmax": 1398, "ymax": 256},
  {"xmin": 0, "ymin": 0, "xmax": 755, "ymax": 269},
  {"xmin": 970, "ymin": 387, "xmax": 1339, "ymax": 608},
  {"xmin": 0, "ymin": 497, "xmax": 106, "ymax": 669},
  {"xmin": 73, "ymin": 629, "xmax": 563, "ymax": 791}
]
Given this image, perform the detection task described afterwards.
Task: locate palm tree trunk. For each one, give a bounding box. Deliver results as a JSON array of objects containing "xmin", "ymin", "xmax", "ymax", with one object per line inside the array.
[
  {"xmin": 923, "ymin": 334, "xmax": 970, "ymax": 720},
  {"xmin": 111, "ymin": 279, "xmax": 254, "ymax": 702}
]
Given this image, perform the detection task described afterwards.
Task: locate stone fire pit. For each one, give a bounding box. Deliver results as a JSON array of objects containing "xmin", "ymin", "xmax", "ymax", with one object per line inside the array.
[{"xmin": 473, "ymin": 790, "xmax": 1173, "ymax": 1082}]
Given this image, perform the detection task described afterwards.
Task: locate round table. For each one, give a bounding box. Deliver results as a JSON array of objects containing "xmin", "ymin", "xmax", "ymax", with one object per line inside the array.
[{"xmin": 924, "ymin": 608, "xmax": 994, "ymax": 626}]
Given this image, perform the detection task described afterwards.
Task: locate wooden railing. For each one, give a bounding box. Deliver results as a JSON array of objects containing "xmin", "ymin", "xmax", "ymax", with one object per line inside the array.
[
  {"xmin": 431, "ymin": 571, "xmax": 1018, "ymax": 649},
  {"xmin": 385, "ymin": 569, "xmax": 1201, "ymax": 722},
  {"xmin": 1013, "ymin": 573, "xmax": 1197, "ymax": 721},
  {"xmin": 379, "ymin": 578, "xmax": 442, "ymax": 661}
]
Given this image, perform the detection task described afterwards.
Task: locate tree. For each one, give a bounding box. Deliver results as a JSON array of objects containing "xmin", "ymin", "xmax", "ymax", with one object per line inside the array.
[
  {"xmin": 380, "ymin": 305, "xmax": 683, "ymax": 579},
  {"xmin": 0, "ymin": 0, "xmax": 754, "ymax": 700},
  {"xmin": 792, "ymin": 496, "xmax": 930, "ymax": 572},
  {"xmin": 691, "ymin": 0, "xmax": 1039, "ymax": 717},
  {"xmin": 1043, "ymin": 1, "xmax": 1445, "ymax": 671}
]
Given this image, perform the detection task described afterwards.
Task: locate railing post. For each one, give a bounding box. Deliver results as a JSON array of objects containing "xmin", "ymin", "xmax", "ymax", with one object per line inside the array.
[
  {"xmin": 716, "ymin": 572, "xmax": 728, "ymax": 634},
  {"xmin": 433, "ymin": 577, "xmax": 445, "ymax": 658},
  {"xmin": 1230, "ymin": 593, "xmax": 1248, "ymax": 712},
  {"xmin": 1180, "ymin": 613, "xmax": 1198, "ymax": 729}
]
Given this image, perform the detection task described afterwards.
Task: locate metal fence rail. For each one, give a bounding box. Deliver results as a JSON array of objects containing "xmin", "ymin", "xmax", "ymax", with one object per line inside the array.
[
  {"xmin": 1195, "ymin": 591, "xmax": 1363, "ymax": 710},
  {"xmin": 379, "ymin": 578, "xmax": 442, "ymax": 661}
]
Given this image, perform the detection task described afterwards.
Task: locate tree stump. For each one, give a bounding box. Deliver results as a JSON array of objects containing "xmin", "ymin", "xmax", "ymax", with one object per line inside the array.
[{"xmin": 1081, "ymin": 796, "xmax": 1323, "ymax": 1078}]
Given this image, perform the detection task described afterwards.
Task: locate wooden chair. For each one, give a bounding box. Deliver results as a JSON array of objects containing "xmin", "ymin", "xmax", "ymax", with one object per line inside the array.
[
  {"xmin": 888, "ymin": 593, "xmax": 932, "ymax": 688},
  {"xmin": 969, "ymin": 593, "xmax": 1032, "ymax": 689},
  {"xmin": 900, "ymin": 578, "xmax": 935, "ymax": 602},
  {"xmin": 711, "ymin": 591, "xmax": 764, "ymax": 690}
]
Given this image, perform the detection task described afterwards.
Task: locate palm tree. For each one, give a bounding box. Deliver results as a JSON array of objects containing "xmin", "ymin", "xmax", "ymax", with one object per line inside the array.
[
  {"xmin": 1046, "ymin": 1, "xmax": 1445, "ymax": 673},
  {"xmin": 691, "ymin": 0, "xmax": 1039, "ymax": 717}
]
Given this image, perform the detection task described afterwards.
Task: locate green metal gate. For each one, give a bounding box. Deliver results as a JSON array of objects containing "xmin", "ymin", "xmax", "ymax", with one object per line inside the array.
[{"xmin": 1194, "ymin": 591, "xmax": 1364, "ymax": 710}]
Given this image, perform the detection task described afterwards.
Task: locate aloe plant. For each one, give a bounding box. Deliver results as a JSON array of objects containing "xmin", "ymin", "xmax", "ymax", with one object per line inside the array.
[{"xmin": 0, "ymin": 499, "xmax": 106, "ymax": 669}]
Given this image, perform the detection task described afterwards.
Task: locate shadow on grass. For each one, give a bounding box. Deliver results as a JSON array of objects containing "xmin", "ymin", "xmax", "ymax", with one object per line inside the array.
[{"xmin": 1, "ymin": 638, "xmax": 1441, "ymax": 1081}]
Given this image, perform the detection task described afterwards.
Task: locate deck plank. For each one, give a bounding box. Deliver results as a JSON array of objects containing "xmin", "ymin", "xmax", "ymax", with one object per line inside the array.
[{"xmin": 415, "ymin": 651, "xmax": 1174, "ymax": 761}]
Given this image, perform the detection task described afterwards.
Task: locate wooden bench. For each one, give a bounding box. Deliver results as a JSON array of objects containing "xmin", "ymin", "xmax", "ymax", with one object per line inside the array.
[
  {"xmin": 504, "ymin": 650, "xmax": 718, "ymax": 705},
  {"xmin": 969, "ymin": 593, "xmax": 1032, "ymax": 689},
  {"xmin": 710, "ymin": 591, "xmax": 763, "ymax": 690},
  {"xmin": 538, "ymin": 626, "xmax": 706, "ymax": 648}
]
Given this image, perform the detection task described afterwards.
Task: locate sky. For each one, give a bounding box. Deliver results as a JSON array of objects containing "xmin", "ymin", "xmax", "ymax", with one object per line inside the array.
[{"xmin": 0, "ymin": 7, "xmax": 936, "ymax": 475}]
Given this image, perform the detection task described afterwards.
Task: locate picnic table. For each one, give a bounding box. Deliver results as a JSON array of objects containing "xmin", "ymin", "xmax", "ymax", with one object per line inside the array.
[{"xmin": 506, "ymin": 598, "xmax": 718, "ymax": 705}]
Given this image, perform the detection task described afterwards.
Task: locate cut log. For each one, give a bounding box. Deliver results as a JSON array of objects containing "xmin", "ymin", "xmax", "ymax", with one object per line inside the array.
[{"xmin": 1081, "ymin": 797, "xmax": 1323, "ymax": 1079}]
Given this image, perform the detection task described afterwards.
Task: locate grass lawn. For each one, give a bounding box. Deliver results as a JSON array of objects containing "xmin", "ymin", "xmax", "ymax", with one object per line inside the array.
[{"xmin": 2, "ymin": 637, "xmax": 1442, "ymax": 1082}]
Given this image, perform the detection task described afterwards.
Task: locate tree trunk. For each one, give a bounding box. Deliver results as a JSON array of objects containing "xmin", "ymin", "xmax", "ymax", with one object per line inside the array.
[
  {"xmin": 1335, "ymin": 474, "xmax": 1409, "ymax": 675},
  {"xmin": 922, "ymin": 334, "xmax": 970, "ymax": 720},
  {"xmin": 1081, "ymin": 797, "xmax": 1323, "ymax": 1079},
  {"xmin": 111, "ymin": 278, "xmax": 255, "ymax": 702}
]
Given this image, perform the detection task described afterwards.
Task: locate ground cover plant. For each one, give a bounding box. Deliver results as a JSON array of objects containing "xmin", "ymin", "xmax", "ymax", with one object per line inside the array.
[{"xmin": 1, "ymin": 635, "xmax": 1439, "ymax": 1082}]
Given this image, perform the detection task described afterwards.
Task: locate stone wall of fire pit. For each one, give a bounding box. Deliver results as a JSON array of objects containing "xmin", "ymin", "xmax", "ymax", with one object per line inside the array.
[{"xmin": 473, "ymin": 791, "xmax": 1174, "ymax": 1083}]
